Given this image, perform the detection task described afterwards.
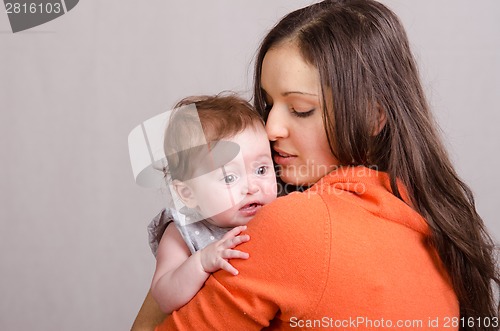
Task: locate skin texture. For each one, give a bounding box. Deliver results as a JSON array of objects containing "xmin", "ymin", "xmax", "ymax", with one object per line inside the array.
[
  {"xmin": 261, "ymin": 43, "xmax": 338, "ymax": 186},
  {"xmin": 175, "ymin": 125, "xmax": 277, "ymax": 227},
  {"xmin": 130, "ymin": 290, "xmax": 166, "ymax": 331}
]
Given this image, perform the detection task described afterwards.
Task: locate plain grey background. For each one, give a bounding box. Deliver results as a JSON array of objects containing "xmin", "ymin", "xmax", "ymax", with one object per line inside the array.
[{"xmin": 0, "ymin": 1, "xmax": 498, "ymax": 330}]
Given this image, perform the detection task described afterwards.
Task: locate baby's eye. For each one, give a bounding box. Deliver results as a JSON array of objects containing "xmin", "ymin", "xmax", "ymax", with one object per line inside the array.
[
  {"xmin": 223, "ymin": 174, "xmax": 238, "ymax": 184},
  {"xmin": 256, "ymin": 166, "xmax": 268, "ymax": 175}
]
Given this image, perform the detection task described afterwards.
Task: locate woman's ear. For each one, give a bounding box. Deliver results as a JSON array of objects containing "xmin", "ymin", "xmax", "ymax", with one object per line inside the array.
[
  {"xmin": 372, "ymin": 103, "xmax": 387, "ymax": 136},
  {"xmin": 172, "ymin": 180, "xmax": 197, "ymax": 208}
]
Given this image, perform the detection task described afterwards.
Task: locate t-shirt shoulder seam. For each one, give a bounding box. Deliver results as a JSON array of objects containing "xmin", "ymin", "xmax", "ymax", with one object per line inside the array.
[{"xmin": 306, "ymin": 192, "xmax": 332, "ymax": 316}]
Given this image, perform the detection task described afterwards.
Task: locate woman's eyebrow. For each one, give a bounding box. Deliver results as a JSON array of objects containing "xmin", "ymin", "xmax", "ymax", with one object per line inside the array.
[
  {"xmin": 282, "ymin": 91, "xmax": 318, "ymax": 97},
  {"xmin": 261, "ymin": 88, "xmax": 318, "ymax": 98}
]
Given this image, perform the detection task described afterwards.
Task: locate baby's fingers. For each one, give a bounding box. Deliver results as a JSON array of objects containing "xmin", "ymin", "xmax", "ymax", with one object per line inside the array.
[
  {"xmin": 222, "ymin": 249, "xmax": 250, "ymax": 260},
  {"xmin": 221, "ymin": 225, "xmax": 247, "ymax": 241},
  {"xmin": 223, "ymin": 234, "xmax": 250, "ymax": 249},
  {"xmin": 220, "ymin": 259, "xmax": 239, "ymax": 276}
]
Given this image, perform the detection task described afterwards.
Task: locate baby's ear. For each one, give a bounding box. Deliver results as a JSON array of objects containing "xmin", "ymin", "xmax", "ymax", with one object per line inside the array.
[{"xmin": 172, "ymin": 180, "xmax": 197, "ymax": 208}]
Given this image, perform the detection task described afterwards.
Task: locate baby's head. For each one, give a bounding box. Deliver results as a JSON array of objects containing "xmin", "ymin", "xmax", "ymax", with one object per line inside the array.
[{"xmin": 164, "ymin": 94, "xmax": 277, "ymax": 227}]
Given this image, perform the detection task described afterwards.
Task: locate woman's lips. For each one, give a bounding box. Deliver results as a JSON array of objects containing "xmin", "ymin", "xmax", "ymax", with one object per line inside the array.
[
  {"xmin": 273, "ymin": 148, "xmax": 297, "ymax": 166},
  {"xmin": 239, "ymin": 203, "xmax": 263, "ymax": 217}
]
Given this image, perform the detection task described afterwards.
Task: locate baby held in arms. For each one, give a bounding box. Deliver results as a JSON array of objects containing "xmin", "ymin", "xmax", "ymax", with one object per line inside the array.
[{"xmin": 150, "ymin": 95, "xmax": 277, "ymax": 314}]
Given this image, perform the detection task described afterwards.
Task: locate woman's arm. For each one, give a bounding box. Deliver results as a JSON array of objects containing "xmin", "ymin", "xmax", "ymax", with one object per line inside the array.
[
  {"xmin": 151, "ymin": 224, "xmax": 250, "ymax": 314},
  {"xmin": 130, "ymin": 290, "xmax": 166, "ymax": 331}
]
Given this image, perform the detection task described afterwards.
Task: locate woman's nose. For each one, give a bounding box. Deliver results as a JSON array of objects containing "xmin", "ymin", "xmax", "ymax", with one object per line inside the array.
[{"xmin": 265, "ymin": 106, "xmax": 289, "ymax": 141}]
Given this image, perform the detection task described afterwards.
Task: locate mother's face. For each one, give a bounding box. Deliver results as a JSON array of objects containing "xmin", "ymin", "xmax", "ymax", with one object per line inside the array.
[{"xmin": 261, "ymin": 43, "xmax": 338, "ymax": 186}]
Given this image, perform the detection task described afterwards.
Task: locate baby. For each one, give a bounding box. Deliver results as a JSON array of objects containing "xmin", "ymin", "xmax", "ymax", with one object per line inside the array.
[{"xmin": 151, "ymin": 95, "xmax": 277, "ymax": 314}]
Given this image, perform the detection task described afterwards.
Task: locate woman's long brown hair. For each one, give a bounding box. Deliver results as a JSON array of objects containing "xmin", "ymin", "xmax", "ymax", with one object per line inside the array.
[{"xmin": 254, "ymin": 0, "xmax": 499, "ymax": 328}]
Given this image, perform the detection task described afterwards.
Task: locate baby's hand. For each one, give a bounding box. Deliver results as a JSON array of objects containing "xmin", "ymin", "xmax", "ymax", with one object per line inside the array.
[{"xmin": 199, "ymin": 225, "xmax": 250, "ymax": 276}]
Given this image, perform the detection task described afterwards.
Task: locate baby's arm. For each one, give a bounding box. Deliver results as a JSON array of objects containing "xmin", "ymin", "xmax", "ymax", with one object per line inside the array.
[{"xmin": 151, "ymin": 224, "xmax": 250, "ymax": 314}]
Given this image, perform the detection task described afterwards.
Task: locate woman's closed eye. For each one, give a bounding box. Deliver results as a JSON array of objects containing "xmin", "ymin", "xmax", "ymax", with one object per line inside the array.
[{"xmin": 291, "ymin": 107, "xmax": 315, "ymax": 118}]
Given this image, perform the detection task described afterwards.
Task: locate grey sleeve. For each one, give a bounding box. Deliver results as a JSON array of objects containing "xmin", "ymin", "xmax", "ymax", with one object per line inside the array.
[{"xmin": 147, "ymin": 208, "xmax": 173, "ymax": 257}]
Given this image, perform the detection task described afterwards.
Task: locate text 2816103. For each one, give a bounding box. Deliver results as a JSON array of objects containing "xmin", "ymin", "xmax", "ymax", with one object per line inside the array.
[{"xmin": 5, "ymin": 2, "xmax": 62, "ymax": 14}]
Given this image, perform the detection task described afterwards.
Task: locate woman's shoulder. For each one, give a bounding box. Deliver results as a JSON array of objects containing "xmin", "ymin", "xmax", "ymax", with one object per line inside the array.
[
  {"xmin": 250, "ymin": 190, "xmax": 330, "ymax": 237},
  {"xmin": 265, "ymin": 190, "xmax": 328, "ymax": 215}
]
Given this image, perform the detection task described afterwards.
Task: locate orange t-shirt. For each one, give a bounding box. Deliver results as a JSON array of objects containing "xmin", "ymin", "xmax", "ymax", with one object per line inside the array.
[{"xmin": 156, "ymin": 166, "xmax": 459, "ymax": 330}]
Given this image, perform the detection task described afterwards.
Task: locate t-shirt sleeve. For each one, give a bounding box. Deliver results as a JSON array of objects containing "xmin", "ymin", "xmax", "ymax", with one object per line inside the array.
[{"xmin": 147, "ymin": 208, "xmax": 173, "ymax": 257}]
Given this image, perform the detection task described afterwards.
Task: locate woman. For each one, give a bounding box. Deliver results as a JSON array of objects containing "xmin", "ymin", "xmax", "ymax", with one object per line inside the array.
[{"xmin": 133, "ymin": 1, "xmax": 499, "ymax": 330}]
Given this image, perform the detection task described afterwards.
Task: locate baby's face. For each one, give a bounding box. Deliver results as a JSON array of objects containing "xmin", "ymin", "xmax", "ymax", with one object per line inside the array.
[{"xmin": 185, "ymin": 125, "xmax": 277, "ymax": 227}]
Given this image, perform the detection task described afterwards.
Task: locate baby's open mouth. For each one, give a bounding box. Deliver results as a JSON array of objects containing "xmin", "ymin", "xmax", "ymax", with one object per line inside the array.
[{"xmin": 240, "ymin": 203, "xmax": 262, "ymax": 210}]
